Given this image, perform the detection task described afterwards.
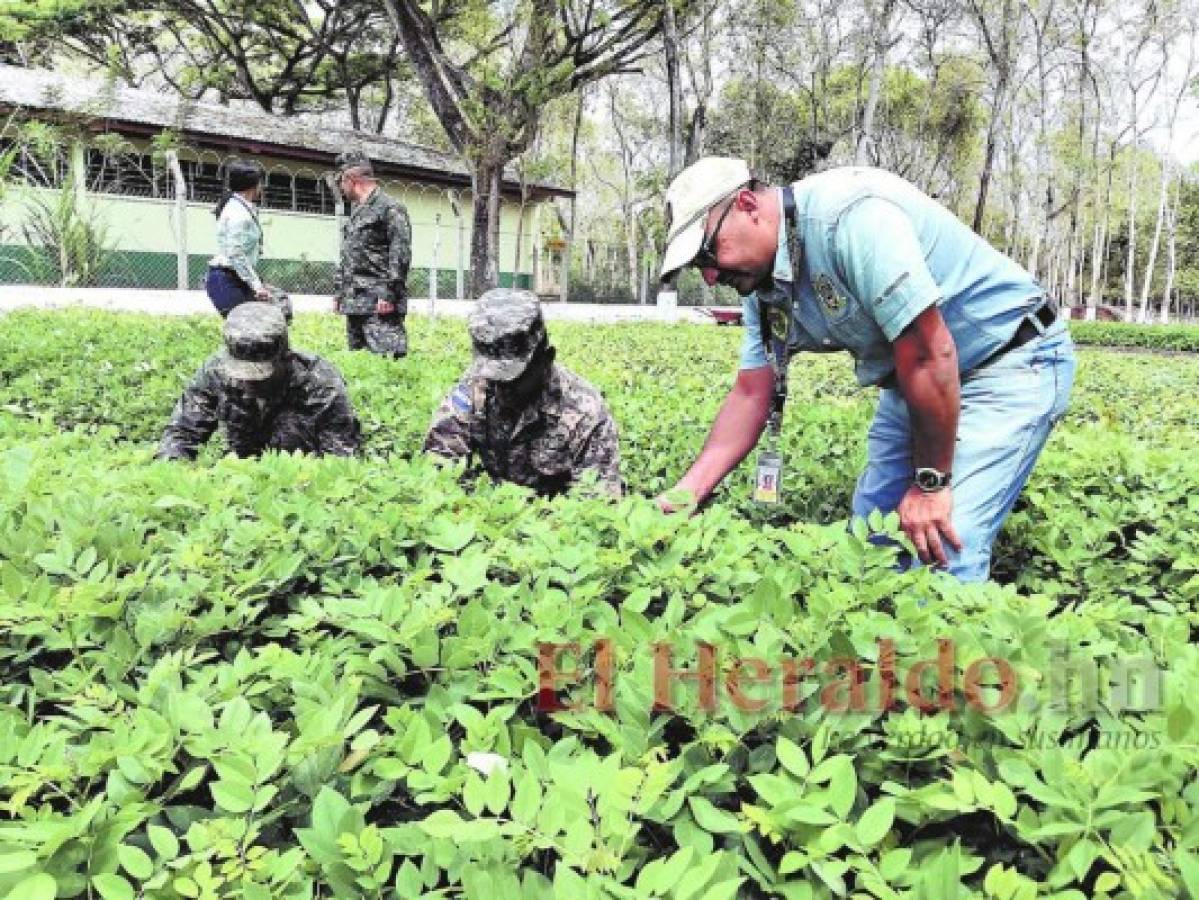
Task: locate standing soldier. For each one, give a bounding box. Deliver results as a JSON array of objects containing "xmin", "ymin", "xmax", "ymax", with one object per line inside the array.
[
  {"xmin": 157, "ymin": 303, "xmax": 361, "ymax": 460},
  {"xmin": 423, "ymin": 289, "xmax": 622, "ymax": 498},
  {"xmin": 332, "ymin": 151, "xmax": 412, "ymax": 357}
]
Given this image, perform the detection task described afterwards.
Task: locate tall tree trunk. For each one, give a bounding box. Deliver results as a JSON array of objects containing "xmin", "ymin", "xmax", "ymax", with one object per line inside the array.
[
  {"xmin": 683, "ymin": 12, "xmax": 714, "ymax": 165},
  {"xmin": 1160, "ymin": 172, "xmax": 1180, "ymax": 323},
  {"xmin": 1026, "ymin": 0, "xmax": 1057, "ymax": 280},
  {"xmin": 973, "ymin": 73, "xmax": 1008, "ymax": 233},
  {"xmin": 470, "ymin": 158, "xmax": 503, "ymax": 297},
  {"xmin": 1123, "ymin": 144, "xmax": 1138, "ymax": 321},
  {"xmin": 856, "ymin": 0, "xmax": 898, "ymax": 165},
  {"xmin": 560, "ymin": 88, "xmax": 586, "ymax": 303},
  {"xmin": 1138, "ymin": 158, "xmax": 1169, "ymax": 322},
  {"xmin": 374, "ymin": 74, "xmax": 396, "ymax": 134},
  {"xmin": 625, "ymin": 215, "xmax": 639, "ymax": 301},
  {"xmin": 663, "ymin": 0, "xmax": 684, "ymax": 176},
  {"xmin": 1089, "ymin": 139, "xmax": 1117, "ymax": 316}
]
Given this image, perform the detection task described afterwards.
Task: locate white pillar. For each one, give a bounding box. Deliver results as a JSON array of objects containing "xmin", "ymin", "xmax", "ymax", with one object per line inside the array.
[
  {"xmin": 430, "ymin": 212, "xmax": 441, "ymax": 317},
  {"xmin": 166, "ymin": 151, "xmax": 188, "ymax": 291},
  {"xmin": 656, "ymin": 274, "xmax": 678, "ymax": 321}
]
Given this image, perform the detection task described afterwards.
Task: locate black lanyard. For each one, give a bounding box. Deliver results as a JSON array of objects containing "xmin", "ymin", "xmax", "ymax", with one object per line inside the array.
[{"xmin": 757, "ymin": 186, "xmax": 802, "ymax": 446}]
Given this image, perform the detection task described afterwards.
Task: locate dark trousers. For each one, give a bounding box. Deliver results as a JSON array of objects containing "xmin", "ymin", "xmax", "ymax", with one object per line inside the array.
[
  {"xmin": 345, "ymin": 311, "xmax": 408, "ymax": 357},
  {"xmin": 206, "ymin": 267, "xmax": 253, "ymax": 317}
]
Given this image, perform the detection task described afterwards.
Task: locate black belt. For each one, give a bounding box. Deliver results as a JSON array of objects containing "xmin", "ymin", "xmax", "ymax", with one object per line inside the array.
[
  {"xmin": 1004, "ymin": 300, "xmax": 1057, "ymax": 354},
  {"xmin": 978, "ymin": 299, "xmax": 1057, "ymax": 369}
]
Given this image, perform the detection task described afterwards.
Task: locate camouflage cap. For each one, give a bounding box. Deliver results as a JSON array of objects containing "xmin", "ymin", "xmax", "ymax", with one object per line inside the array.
[
  {"xmin": 220, "ymin": 302, "xmax": 288, "ymax": 381},
  {"xmin": 334, "ymin": 150, "xmax": 373, "ymax": 176},
  {"xmin": 468, "ymin": 289, "xmax": 547, "ymax": 381}
]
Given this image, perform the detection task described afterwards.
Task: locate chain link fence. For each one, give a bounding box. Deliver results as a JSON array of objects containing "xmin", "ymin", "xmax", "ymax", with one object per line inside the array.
[
  {"xmin": 0, "ymin": 138, "xmax": 540, "ymax": 300},
  {"xmin": 0, "ymin": 137, "xmax": 739, "ymax": 306}
]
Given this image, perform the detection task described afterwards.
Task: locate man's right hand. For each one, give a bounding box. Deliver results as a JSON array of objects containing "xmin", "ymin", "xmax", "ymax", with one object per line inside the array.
[
  {"xmin": 661, "ymin": 367, "xmax": 774, "ymax": 510},
  {"xmin": 655, "ymin": 485, "xmax": 698, "ymax": 515}
]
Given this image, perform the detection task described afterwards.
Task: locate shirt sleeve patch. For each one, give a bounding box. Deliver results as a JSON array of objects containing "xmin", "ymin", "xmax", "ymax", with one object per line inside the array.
[{"xmin": 451, "ymin": 385, "xmax": 473, "ymax": 413}]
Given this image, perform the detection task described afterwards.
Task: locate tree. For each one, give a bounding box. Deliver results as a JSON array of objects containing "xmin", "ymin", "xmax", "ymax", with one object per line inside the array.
[
  {"xmin": 855, "ymin": 0, "xmax": 901, "ymax": 164},
  {"xmin": 381, "ymin": 0, "xmax": 671, "ymax": 297},
  {"xmin": 1138, "ymin": 17, "xmax": 1196, "ymax": 322},
  {"xmin": 589, "ymin": 80, "xmax": 662, "ymax": 300},
  {"xmin": 964, "ymin": 0, "xmax": 1022, "ymax": 233},
  {"xmin": 10, "ymin": 0, "xmax": 399, "ymax": 123}
]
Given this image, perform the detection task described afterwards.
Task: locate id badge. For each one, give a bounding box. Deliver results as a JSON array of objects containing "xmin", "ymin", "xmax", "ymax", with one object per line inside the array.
[{"xmin": 753, "ymin": 450, "xmax": 783, "ymax": 504}]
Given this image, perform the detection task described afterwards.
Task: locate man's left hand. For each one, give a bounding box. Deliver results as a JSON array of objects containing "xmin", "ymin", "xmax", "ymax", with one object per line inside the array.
[
  {"xmin": 376, "ymin": 299, "xmax": 395, "ymax": 315},
  {"xmin": 897, "ymin": 485, "xmax": 962, "ymax": 569}
]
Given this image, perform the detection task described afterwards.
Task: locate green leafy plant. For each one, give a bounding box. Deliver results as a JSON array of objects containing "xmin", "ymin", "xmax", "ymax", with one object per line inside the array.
[
  {"xmin": 1071, "ymin": 321, "xmax": 1199, "ymax": 353},
  {"xmin": 0, "ymin": 311, "xmax": 1195, "ymax": 897},
  {"xmin": 19, "ymin": 149, "xmax": 112, "ymax": 288}
]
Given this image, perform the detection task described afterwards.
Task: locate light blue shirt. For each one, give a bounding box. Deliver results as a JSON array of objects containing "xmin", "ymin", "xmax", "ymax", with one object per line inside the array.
[
  {"xmin": 740, "ymin": 168, "xmax": 1045, "ymax": 385},
  {"xmin": 209, "ymin": 195, "xmax": 264, "ymax": 292}
]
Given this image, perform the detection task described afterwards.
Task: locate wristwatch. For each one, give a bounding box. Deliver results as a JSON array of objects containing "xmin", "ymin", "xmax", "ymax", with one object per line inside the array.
[{"xmin": 914, "ymin": 467, "xmax": 952, "ymax": 493}]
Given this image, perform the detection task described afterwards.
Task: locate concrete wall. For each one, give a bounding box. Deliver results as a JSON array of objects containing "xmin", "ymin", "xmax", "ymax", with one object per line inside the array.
[{"xmin": 0, "ymin": 139, "xmax": 546, "ymax": 291}]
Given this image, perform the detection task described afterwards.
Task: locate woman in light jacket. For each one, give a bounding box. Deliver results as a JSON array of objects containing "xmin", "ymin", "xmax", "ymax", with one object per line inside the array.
[{"xmin": 206, "ymin": 159, "xmax": 270, "ymax": 317}]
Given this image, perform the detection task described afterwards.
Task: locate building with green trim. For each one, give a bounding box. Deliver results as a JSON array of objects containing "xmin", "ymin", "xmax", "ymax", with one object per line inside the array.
[{"xmin": 0, "ymin": 65, "xmax": 572, "ymax": 297}]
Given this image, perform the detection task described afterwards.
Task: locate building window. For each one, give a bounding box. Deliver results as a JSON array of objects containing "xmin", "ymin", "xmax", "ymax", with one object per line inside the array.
[
  {"xmin": 85, "ymin": 148, "xmax": 161, "ymax": 197},
  {"xmin": 260, "ymin": 170, "xmax": 337, "ymax": 216},
  {"xmin": 183, "ymin": 159, "xmax": 225, "ymax": 205},
  {"xmin": 1, "ymin": 139, "xmax": 66, "ymax": 188}
]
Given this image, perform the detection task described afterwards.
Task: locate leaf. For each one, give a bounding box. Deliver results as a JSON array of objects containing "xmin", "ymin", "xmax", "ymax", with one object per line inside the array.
[
  {"xmin": 879, "ymin": 848, "xmax": 912, "ymax": 880},
  {"xmin": 93, "ymin": 874, "xmax": 135, "ymax": 900},
  {"xmin": 855, "ymin": 799, "xmax": 895, "ymax": 848},
  {"xmin": 426, "ymin": 519, "xmax": 476, "ymax": 552},
  {"xmin": 779, "ymin": 851, "xmax": 808, "ymax": 875},
  {"xmin": 786, "ymin": 804, "xmax": 838, "ymax": 826},
  {"xmin": 7, "ymin": 873, "xmax": 56, "ymax": 900},
  {"xmin": 824, "ymin": 757, "xmax": 857, "ymax": 819},
  {"xmin": 211, "ymin": 779, "xmax": 255, "ymax": 814},
  {"xmin": 419, "ymin": 810, "xmax": 465, "ymax": 839},
  {"xmin": 510, "ymin": 772, "xmax": 542, "ymax": 824},
  {"xmin": 0, "ymin": 852, "xmax": 36, "ymax": 875},
  {"xmin": 1066, "ymin": 837, "xmax": 1099, "ymax": 881},
  {"xmin": 776, "ymin": 737, "xmax": 809, "ymax": 778},
  {"xmin": 463, "ymin": 772, "xmax": 486, "ymax": 817},
  {"xmin": 1177, "ymin": 850, "xmax": 1199, "ymax": 898},
  {"xmin": 484, "ymin": 771, "xmax": 511, "ymax": 816},
  {"xmin": 674, "ymin": 851, "xmax": 724, "ymax": 900},
  {"xmin": 117, "ymin": 844, "xmax": 155, "ymax": 880},
  {"xmin": 147, "ymin": 825, "xmax": 179, "ymax": 861},
  {"xmin": 1094, "ymin": 871, "xmax": 1121, "ymax": 894},
  {"xmin": 700, "ymin": 878, "xmax": 744, "ymax": 900},
  {"xmin": 688, "ymin": 797, "xmax": 744, "ymax": 834}
]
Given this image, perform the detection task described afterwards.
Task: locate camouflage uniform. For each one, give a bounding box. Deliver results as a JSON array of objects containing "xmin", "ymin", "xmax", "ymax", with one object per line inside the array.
[
  {"xmin": 157, "ymin": 303, "xmax": 361, "ymax": 460},
  {"xmin": 423, "ymin": 289, "xmax": 622, "ymax": 497},
  {"xmin": 334, "ymin": 151, "xmax": 411, "ymax": 357}
]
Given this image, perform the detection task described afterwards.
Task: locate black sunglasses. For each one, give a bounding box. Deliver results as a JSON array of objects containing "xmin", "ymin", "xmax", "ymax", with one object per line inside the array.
[{"xmin": 693, "ymin": 197, "xmax": 737, "ymax": 269}]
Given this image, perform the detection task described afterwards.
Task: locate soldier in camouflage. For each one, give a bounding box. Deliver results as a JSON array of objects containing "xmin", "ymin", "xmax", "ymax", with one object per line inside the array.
[
  {"xmin": 157, "ymin": 303, "xmax": 361, "ymax": 460},
  {"xmin": 332, "ymin": 151, "xmax": 412, "ymax": 357},
  {"xmin": 424, "ymin": 289, "xmax": 622, "ymax": 497}
]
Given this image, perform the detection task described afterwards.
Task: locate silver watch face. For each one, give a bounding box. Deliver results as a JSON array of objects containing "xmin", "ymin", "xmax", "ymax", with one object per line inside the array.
[{"xmin": 915, "ymin": 468, "xmax": 944, "ymax": 490}]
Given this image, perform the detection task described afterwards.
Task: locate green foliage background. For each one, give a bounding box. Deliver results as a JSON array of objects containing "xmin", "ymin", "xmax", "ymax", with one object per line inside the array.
[{"xmin": 1, "ymin": 311, "xmax": 1199, "ymax": 898}]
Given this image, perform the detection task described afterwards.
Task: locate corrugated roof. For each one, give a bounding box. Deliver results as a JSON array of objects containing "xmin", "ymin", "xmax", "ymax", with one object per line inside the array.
[{"xmin": 0, "ymin": 64, "xmax": 571, "ymax": 200}]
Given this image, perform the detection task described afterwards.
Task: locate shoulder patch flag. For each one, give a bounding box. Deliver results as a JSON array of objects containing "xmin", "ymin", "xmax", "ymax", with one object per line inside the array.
[{"xmin": 451, "ymin": 384, "xmax": 473, "ymax": 413}]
